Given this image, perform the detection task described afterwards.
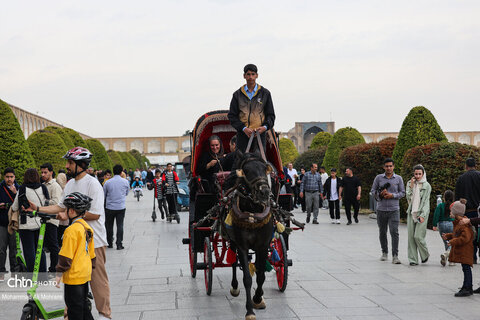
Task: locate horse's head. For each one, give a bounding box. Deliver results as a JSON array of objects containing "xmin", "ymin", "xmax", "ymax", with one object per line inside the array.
[{"xmin": 234, "ymin": 151, "xmax": 273, "ymax": 208}]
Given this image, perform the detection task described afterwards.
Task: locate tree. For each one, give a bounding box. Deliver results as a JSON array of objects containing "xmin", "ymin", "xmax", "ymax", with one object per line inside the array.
[
  {"xmin": 27, "ymin": 130, "xmax": 68, "ymax": 174},
  {"xmin": 119, "ymin": 152, "xmax": 137, "ymax": 170},
  {"xmin": 0, "ymin": 99, "xmax": 36, "ymax": 182},
  {"xmin": 107, "ymin": 150, "xmax": 125, "ymax": 169},
  {"xmin": 129, "ymin": 149, "xmax": 145, "ymax": 169},
  {"xmin": 401, "ymin": 142, "xmax": 480, "ymax": 225},
  {"xmin": 293, "ymin": 147, "xmax": 327, "ymax": 171},
  {"xmin": 339, "ymin": 138, "xmax": 397, "ymax": 207},
  {"xmin": 322, "ymin": 127, "xmax": 365, "ymax": 170},
  {"xmin": 44, "ymin": 126, "xmax": 75, "ymax": 149},
  {"xmin": 279, "ymin": 138, "xmax": 299, "ymax": 165},
  {"xmin": 392, "ymin": 106, "xmax": 447, "ymax": 171},
  {"xmin": 86, "ymin": 139, "xmax": 113, "ymax": 171},
  {"xmin": 310, "ymin": 132, "xmax": 332, "ymax": 149}
]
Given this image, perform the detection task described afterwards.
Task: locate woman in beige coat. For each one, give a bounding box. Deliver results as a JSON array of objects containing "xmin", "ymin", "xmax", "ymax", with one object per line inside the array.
[{"xmin": 406, "ymin": 164, "xmax": 432, "ymax": 265}]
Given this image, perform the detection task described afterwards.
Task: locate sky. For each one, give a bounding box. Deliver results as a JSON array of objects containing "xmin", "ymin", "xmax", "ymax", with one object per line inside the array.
[{"xmin": 1, "ymin": 0, "xmax": 479, "ymax": 138}]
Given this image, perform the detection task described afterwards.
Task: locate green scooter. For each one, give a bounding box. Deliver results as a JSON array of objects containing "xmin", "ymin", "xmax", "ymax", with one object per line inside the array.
[
  {"xmin": 19, "ymin": 210, "xmax": 64, "ymax": 320},
  {"xmin": 14, "ymin": 231, "xmax": 28, "ymax": 273}
]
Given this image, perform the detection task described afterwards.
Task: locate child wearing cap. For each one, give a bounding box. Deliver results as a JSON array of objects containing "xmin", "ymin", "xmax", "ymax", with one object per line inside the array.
[{"xmin": 442, "ymin": 199, "xmax": 474, "ymax": 297}]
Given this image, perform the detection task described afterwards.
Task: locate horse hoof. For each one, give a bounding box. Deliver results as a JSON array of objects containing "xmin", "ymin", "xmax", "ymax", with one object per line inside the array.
[
  {"xmin": 253, "ymin": 297, "xmax": 266, "ymax": 309},
  {"xmin": 245, "ymin": 315, "xmax": 256, "ymax": 320},
  {"xmin": 230, "ymin": 287, "xmax": 240, "ymax": 297}
]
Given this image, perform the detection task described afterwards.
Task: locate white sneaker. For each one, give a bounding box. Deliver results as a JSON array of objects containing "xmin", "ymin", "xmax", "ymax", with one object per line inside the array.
[
  {"xmin": 335, "ymin": 220, "xmax": 340, "ymax": 224},
  {"xmin": 331, "ymin": 219, "xmax": 335, "ymax": 224},
  {"xmin": 448, "ymin": 262, "xmax": 456, "ymax": 266}
]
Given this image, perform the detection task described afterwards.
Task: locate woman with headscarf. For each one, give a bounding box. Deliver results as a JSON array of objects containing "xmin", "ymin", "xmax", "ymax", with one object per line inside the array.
[
  {"xmin": 197, "ymin": 135, "xmax": 224, "ymax": 193},
  {"xmin": 406, "ymin": 164, "xmax": 432, "ymax": 265}
]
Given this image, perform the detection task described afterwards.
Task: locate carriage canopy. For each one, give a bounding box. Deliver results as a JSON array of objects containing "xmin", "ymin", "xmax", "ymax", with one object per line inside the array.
[{"xmin": 190, "ymin": 110, "xmax": 284, "ymax": 179}]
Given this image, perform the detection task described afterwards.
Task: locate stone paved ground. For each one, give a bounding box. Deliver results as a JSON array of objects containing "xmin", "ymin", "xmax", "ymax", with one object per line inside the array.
[{"xmin": 2, "ymin": 191, "xmax": 480, "ymax": 319}]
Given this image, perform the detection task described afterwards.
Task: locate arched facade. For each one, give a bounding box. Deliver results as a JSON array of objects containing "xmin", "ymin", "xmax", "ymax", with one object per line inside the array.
[
  {"xmin": 130, "ymin": 140, "xmax": 144, "ymax": 153},
  {"xmin": 113, "ymin": 140, "xmax": 127, "ymax": 152},
  {"xmin": 165, "ymin": 140, "xmax": 178, "ymax": 153},
  {"xmin": 147, "ymin": 140, "xmax": 161, "ymax": 153}
]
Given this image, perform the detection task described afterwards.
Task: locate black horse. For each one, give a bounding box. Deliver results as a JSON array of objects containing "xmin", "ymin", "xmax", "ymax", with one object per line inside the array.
[{"xmin": 224, "ymin": 151, "xmax": 276, "ymax": 320}]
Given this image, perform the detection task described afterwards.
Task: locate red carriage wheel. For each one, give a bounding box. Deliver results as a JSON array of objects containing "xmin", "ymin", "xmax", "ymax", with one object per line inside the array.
[
  {"xmin": 204, "ymin": 237, "xmax": 213, "ymax": 295},
  {"xmin": 273, "ymin": 234, "xmax": 288, "ymax": 292},
  {"xmin": 189, "ymin": 225, "xmax": 197, "ymax": 278}
]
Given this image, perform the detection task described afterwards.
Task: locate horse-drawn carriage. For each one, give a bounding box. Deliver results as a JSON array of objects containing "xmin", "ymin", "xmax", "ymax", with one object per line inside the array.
[{"xmin": 182, "ymin": 110, "xmax": 303, "ymax": 320}]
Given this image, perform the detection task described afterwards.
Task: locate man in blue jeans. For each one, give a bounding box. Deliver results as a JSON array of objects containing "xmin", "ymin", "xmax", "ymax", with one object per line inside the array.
[
  {"xmin": 371, "ymin": 158, "xmax": 405, "ymax": 264},
  {"xmin": 103, "ymin": 164, "xmax": 130, "ymax": 250}
]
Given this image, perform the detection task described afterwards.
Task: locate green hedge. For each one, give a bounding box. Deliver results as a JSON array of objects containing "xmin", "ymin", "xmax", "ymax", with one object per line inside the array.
[
  {"xmin": 142, "ymin": 155, "xmax": 151, "ymax": 168},
  {"xmin": 310, "ymin": 132, "xmax": 332, "ymax": 149},
  {"xmin": 27, "ymin": 130, "xmax": 69, "ymax": 174},
  {"xmin": 119, "ymin": 152, "xmax": 137, "ymax": 171},
  {"xmin": 129, "ymin": 149, "xmax": 145, "ymax": 169},
  {"xmin": 279, "ymin": 138, "xmax": 299, "ymax": 165},
  {"xmin": 107, "ymin": 150, "xmax": 125, "ymax": 169},
  {"xmin": 392, "ymin": 106, "xmax": 447, "ymax": 171},
  {"xmin": 293, "ymin": 147, "xmax": 327, "ymax": 170},
  {"xmin": 44, "ymin": 126, "xmax": 75, "ymax": 149},
  {"xmin": 0, "ymin": 99, "xmax": 36, "ymax": 182},
  {"xmin": 400, "ymin": 142, "xmax": 480, "ymax": 225},
  {"xmin": 339, "ymin": 137, "xmax": 397, "ymax": 208},
  {"xmin": 322, "ymin": 127, "xmax": 365, "ymax": 170},
  {"xmin": 86, "ymin": 139, "xmax": 113, "ymax": 171}
]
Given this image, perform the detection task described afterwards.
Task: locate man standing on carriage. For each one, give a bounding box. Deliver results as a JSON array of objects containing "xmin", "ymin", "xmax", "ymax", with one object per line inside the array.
[{"xmin": 228, "ymin": 64, "xmax": 276, "ymax": 153}]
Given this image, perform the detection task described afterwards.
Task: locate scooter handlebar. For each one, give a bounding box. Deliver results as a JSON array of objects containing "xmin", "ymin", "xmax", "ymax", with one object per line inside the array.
[{"xmin": 24, "ymin": 211, "xmax": 57, "ymax": 220}]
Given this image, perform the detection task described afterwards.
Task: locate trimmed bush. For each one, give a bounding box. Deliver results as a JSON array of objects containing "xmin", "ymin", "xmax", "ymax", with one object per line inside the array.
[
  {"xmin": 129, "ymin": 149, "xmax": 145, "ymax": 169},
  {"xmin": 107, "ymin": 150, "xmax": 125, "ymax": 168},
  {"xmin": 44, "ymin": 126, "xmax": 75, "ymax": 149},
  {"xmin": 119, "ymin": 152, "xmax": 137, "ymax": 171},
  {"xmin": 142, "ymin": 155, "xmax": 151, "ymax": 168},
  {"xmin": 0, "ymin": 99, "xmax": 36, "ymax": 182},
  {"xmin": 322, "ymin": 127, "xmax": 365, "ymax": 170},
  {"xmin": 279, "ymin": 138, "xmax": 299, "ymax": 165},
  {"xmin": 392, "ymin": 106, "xmax": 447, "ymax": 171},
  {"xmin": 310, "ymin": 132, "xmax": 332, "ymax": 149},
  {"xmin": 86, "ymin": 139, "xmax": 113, "ymax": 171},
  {"xmin": 401, "ymin": 142, "xmax": 480, "ymax": 225},
  {"xmin": 339, "ymin": 138, "xmax": 397, "ymax": 207},
  {"xmin": 293, "ymin": 147, "xmax": 327, "ymax": 170},
  {"xmin": 27, "ymin": 130, "xmax": 68, "ymax": 174}
]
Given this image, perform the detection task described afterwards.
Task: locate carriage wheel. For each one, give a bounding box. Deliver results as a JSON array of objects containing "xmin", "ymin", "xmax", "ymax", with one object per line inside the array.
[
  {"xmin": 274, "ymin": 234, "xmax": 288, "ymax": 292},
  {"xmin": 204, "ymin": 237, "xmax": 213, "ymax": 295},
  {"xmin": 189, "ymin": 225, "xmax": 197, "ymax": 278}
]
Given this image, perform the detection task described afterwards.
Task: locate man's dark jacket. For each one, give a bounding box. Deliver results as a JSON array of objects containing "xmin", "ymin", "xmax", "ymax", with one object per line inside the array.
[
  {"xmin": 228, "ymin": 85, "xmax": 275, "ymax": 131},
  {"xmin": 323, "ymin": 177, "xmax": 342, "ymax": 201},
  {"xmin": 455, "ymin": 169, "xmax": 480, "ymax": 212},
  {"xmin": 0, "ymin": 180, "xmax": 19, "ymax": 227}
]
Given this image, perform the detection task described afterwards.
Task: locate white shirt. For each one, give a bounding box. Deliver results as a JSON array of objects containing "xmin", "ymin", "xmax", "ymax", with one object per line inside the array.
[
  {"xmin": 287, "ymin": 168, "xmax": 298, "ymax": 185},
  {"xmin": 59, "ymin": 174, "xmax": 108, "ymax": 248},
  {"xmin": 321, "ymin": 172, "xmax": 328, "ymax": 185},
  {"xmin": 330, "ymin": 178, "xmax": 339, "ymax": 201}
]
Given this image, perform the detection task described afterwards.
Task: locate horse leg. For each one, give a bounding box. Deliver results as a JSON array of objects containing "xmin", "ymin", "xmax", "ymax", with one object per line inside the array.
[
  {"xmin": 238, "ymin": 249, "xmax": 255, "ymax": 319},
  {"xmin": 230, "ymin": 261, "xmax": 240, "ymax": 297},
  {"xmin": 252, "ymin": 248, "xmax": 268, "ymax": 309}
]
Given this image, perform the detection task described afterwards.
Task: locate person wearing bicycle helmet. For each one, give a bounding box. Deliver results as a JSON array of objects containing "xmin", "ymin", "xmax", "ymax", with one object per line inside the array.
[
  {"xmin": 56, "ymin": 192, "xmax": 95, "ymax": 320},
  {"xmin": 26, "ymin": 147, "xmax": 112, "ymax": 320}
]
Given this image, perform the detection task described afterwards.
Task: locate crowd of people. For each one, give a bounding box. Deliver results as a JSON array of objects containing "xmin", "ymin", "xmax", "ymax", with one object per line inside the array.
[{"xmin": 0, "ymin": 146, "xmax": 183, "ymax": 320}]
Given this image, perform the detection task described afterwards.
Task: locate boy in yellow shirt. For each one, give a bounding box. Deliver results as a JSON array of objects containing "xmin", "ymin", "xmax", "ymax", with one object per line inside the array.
[{"xmin": 55, "ymin": 192, "xmax": 96, "ymax": 320}]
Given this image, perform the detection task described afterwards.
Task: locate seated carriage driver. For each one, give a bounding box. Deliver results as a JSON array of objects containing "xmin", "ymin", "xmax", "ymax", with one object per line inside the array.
[
  {"xmin": 228, "ymin": 64, "xmax": 275, "ymax": 154},
  {"xmin": 221, "ymin": 136, "xmax": 237, "ymax": 172},
  {"xmin": 197, "ymin": 135, "xmax": 224, "ymax": 194}
]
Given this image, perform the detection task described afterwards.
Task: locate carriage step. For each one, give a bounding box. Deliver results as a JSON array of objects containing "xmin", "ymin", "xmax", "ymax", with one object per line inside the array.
[
  {"xmin": 196, "ymin": 262, "xmax": 207, "ymax": 270},
  {"xmin": 287, "ymin": 259, "xmax": 293, "ymax": 267},
  {"xmin": 182, "ymin": 238, "xmax": 190, "ymax": 244}
]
